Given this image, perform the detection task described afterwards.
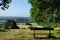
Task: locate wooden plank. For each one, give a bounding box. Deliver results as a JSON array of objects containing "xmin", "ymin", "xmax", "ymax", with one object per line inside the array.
[
  {"xmin": 35, "ymin": 37, "xmax": 48, "ymax": 39},
  {"xmin": 30, "ymin": 28, "xmax": 54, "ymax": 30}
]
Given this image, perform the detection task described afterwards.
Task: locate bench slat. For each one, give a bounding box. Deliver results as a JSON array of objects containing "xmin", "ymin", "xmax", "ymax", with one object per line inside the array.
[{"xmin": 30, "ymin": 28, "xmax": 54, "ymax": 30}]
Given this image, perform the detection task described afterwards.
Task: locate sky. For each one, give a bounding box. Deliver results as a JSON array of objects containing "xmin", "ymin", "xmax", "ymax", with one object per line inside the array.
[{"xmin": 0, "ymin": 0, "xmax": 31, "ymax": 17}]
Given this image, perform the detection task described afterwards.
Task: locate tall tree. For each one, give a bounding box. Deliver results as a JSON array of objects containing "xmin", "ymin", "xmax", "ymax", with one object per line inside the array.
[
  {"xmin": 28, "ymin": 0, "xmax": 60, "ymax": 38},
  {"xmin": 28, "ymin": 0, "xmax": 60, "ymax": 28},
  {"xmin": 0, "ymin": 0, "xmax": 11, "ymax": 10}
]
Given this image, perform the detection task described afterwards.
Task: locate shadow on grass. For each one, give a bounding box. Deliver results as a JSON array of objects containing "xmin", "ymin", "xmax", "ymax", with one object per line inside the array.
[{"xmin": 0, "ymin": 29, "xmax": 7, "ymax": 32}]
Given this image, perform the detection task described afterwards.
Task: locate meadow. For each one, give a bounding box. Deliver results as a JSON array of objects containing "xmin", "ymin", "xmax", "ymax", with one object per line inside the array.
[
  {"xmin": 0, "ymin": 29, "xmax": 34, "ymax": 40},
  {"xmin": 0, "ymin": 28, "xmax": 60, "ymax": 40}
]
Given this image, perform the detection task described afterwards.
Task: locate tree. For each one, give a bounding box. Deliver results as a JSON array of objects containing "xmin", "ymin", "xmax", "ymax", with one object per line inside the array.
[
  {"xmin": 0, "ymin": 0, "xmax": 11, "ymax": 10},
  {"xmin": 4, "ymin": 20, "xmax": 19, "ymax": 30},
  {"xmin": 4, "ymin": 20, "xmax": 11, "ymax": 29},
  {"xmin": 10, "ymin": 20, "xmax": 19, "ymax": 29},
  {"xmin": 28, "ymin": 0, "xmax": 60, "ymax": 28},
  {"xmin": 28, "ymin": 0, "xmax": 60, "ymax": 38}
]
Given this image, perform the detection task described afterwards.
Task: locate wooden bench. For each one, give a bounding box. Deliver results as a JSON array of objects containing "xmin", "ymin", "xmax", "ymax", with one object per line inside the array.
[{"xmin": 30, "ymin": 28, "xmax": 54, "ymax": 39}]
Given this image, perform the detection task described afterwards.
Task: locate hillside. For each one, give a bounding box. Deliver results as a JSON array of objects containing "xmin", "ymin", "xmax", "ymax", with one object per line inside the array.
[{"xmin": 0, "ymin": 16, "xmax": 33, "ymax": 23}]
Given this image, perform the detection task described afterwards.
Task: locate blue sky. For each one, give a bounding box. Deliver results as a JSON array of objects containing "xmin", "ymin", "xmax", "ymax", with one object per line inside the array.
[{"xmin": 0, "ymin": 0, "xmax": 31, "ymax": 17}]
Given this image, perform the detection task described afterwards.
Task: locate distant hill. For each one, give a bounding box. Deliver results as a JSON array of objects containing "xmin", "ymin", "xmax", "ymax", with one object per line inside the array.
[{"xmin": 0, "ymin": 16, "xmax": 33, "ymax": 23}]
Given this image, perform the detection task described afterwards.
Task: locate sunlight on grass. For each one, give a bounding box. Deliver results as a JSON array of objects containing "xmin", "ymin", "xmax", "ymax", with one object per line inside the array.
[
  {"xmin": 0, "ymin": 29, "xmax": 60, "ymax": 40},
  {"xmin": 54, "ymin": 30, "xmax": 60, "ymax": 37},
  {"xmin": 0, "ymin": 32, "xmax": 8, "ymax": 36}
]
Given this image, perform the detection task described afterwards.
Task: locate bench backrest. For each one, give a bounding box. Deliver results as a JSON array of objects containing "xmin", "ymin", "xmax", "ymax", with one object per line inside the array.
[{"xmin": 30, "ymin": 28, "xmax": 54, "ymax": 30}]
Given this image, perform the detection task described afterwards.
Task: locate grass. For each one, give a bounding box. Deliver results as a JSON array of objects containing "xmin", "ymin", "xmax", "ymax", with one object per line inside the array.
[
  {"xmin": 0, "ymin": 28, "xmax": 60, "ymax": 40},
  {"xmin": 0, "ymin": 32, "xmax": 9, "ymax": 36},
  {"xmin": 0, "ymin": 29, "xmax": 34, "ymax": 40},
  {"xmin": 54, "ymin": 30, "xmax": 60, "ymax": 37}
]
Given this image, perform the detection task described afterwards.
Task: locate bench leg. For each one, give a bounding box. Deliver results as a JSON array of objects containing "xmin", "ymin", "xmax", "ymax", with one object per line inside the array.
[{"xmin": 33, "ymin": 30, "xmax": 35, "ymax": 38}]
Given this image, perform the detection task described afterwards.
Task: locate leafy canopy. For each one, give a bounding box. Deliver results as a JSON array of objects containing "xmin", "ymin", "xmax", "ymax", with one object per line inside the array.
[
  {"xmin": 4, "ymin": 20, "xmax": 19, "ymax": 29},
  {"xmin": 0, "ymin": 0, "xmax": 11, "ymax": 10},
  {"xmin": 28, "ymin": 0, "xmax": 60, "ymax": 27}
]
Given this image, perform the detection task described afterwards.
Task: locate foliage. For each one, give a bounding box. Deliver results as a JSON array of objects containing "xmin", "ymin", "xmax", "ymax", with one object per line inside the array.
[
  {"xmin": 4, "ymin": 20, "xmax": 19, "ymax": 29},
  {"xmin": 4, "ymin": 20, "xmax": 11, "ymax": 29},
  {"xmin": 10, "ymin": 20, "xmax": 19, "ymax": 29},
  {"xmin": 28, "ymin": 0, "xmax": 60, "ymax": 27},
  {"xmin": 0, "ymin": 0, "xmax": 12, "ymax": 10},
  {"xmin": 0, "ymin": 29, "xmax": 6, "ymax": 32}
]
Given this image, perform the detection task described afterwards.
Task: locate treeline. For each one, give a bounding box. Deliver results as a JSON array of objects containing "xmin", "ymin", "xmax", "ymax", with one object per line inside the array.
[{"xmin": 0, "ymin": 20, "xmax": 19, "ymax": 32}]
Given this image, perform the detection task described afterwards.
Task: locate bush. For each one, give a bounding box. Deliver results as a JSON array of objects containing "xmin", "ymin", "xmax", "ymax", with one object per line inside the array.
[
  {"xmin": 0, "ymin": 29, "xmax": 7, "ymax": 32},
  {"xmin": 4, "ymin": 20, "xmax": 19, "ymax": 29}
]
